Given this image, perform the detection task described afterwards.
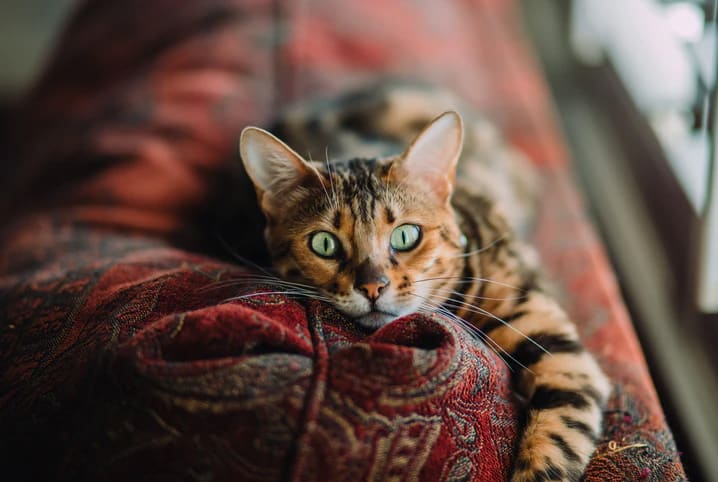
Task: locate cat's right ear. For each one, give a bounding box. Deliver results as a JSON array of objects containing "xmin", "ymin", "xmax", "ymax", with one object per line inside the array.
[
  {"xmin": 239, "ymin": 127, "xmax": 320, "ymax": 208},
  {"xmin": 390, "ymin": 111, "xmax": 463, "ymax": 204}
]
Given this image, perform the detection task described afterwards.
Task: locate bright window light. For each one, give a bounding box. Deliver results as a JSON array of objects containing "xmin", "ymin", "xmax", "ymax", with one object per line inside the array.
[{"xmin": 665, "ymin": 2, "xmax": 705, "ymax": 43}]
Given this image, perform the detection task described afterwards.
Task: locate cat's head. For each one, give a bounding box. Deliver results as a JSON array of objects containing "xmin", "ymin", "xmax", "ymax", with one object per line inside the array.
[{"xmin": 239, "ymin": 112, "xmax": 466, "ymax": 329}]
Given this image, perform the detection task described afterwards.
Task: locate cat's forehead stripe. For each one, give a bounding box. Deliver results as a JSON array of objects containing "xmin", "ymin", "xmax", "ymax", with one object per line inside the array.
[
  {"xmin": 331, "ymin": 158, "xmax": 389, "ymax": 224},
  {"xmin": 385, "ymin": 206, "xmax": 395, "ymax": 224}
]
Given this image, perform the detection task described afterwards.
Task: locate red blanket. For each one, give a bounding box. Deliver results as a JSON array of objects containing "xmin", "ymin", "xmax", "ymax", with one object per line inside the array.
[{"xmin": 0, "ymin": 0, "xmax": 686, "ymax": 480}]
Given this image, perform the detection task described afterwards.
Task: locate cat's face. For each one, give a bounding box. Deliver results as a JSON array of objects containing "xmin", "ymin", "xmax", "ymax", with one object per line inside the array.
[{"xmin": 240, "ymin": 112, "xmax": 467, "ymax": 328}]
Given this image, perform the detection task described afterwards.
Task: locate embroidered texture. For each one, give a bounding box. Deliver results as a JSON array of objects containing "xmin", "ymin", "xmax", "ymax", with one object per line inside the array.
[{"xmin": 0, "ymin": 0, "xmax": 686, "ymax": 480}]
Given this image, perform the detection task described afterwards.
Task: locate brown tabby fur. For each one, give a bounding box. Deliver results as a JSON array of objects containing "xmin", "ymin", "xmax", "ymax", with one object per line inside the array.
[{"xmin": 239, "ymin": 81, "xmax": 610, "ymax": 482}]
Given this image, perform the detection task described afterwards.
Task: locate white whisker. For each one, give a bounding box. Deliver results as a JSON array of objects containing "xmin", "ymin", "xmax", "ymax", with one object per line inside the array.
[
  {"xmin": 214, "ymin": 233, "xmax": 277, "ymax": 278},
  {"xmin": 223, "ymin": 290, "xmax": 333, "ymax": 303},
  {"xmin": 308, "ymin": 150, "xmax": 336, "ymax": 211},
  {"xmin": 413, "ymin": 296, "xmax": 530, "ymax": 372},
  {"xmin": 324, "ymin": 145, "xmax": 339, "ymax": 212},
  {"xmin": 413, "ymin": 275, "xmax": 523, "ymax": 292},
  {"xmin": 198, "ymin": 274, "xmax": 321, "ymax": 293},
  {"xmin": 437, "ymin": 297, "xmax": 549, "ymax": 356},
  {"xmin": 423, "ymin": 286, "xmax": 523, "ymax": 302},
  {"xmin": 453, "ymin": 232, "xmax": 509, "ymax": 258}
]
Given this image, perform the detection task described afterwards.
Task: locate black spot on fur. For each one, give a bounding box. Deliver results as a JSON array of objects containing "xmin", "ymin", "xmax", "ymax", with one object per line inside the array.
[
  {"xmin": 580, "ymin": 384, "xmax": 604, "ymax": 406},
  {"xmin": 508, "ymin": 333, "xmax": 583, "ymax": 370},
  {"xmin": 549, "ymin": 433, "xmax": 581, "ymax": 462},
  {"xmin": 453, "ymin": 204, "xmax": 483, "ymax": 250},
  {"xmin": 531, "ymin": 387, "xmax": 590, "ymax": 410},
  {"xmin": 515, "ymin": 457, "xmax": 531, "ymax": 471},
  {"xmin": 560, "ymin": 415, "xmax": 597, "ymax": 443},
  {"xmin": 385, "ymin": 206, "xmax": 395, "ymax": 224},
  {"xmin": 516, "ymin": 272, "xmax": 540, "ymax": 304},
  {"xmin": 337, "ymin": 259, "xmax": 349, "ymax": 273}
]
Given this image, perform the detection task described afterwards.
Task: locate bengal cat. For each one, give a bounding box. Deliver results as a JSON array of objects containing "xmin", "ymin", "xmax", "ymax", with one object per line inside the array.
[{"xmin": 238, "ymin": 82, "xmax": 610, "ymax": 482}]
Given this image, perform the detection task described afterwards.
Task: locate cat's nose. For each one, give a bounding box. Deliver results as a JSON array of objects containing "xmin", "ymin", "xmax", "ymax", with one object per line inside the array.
[
  {"xmin": 357, "ymin": 280, "xmax": 389, "ymax": 302},
  {"xmin": 355, "ymin": 260, "xmax": 390, "ymax": 302}
]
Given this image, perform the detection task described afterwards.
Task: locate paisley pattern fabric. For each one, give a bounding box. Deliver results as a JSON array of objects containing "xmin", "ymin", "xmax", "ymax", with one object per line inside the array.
[{"xmin": 0, "ymin": 0, "xmax": 686, "ymax": 480}]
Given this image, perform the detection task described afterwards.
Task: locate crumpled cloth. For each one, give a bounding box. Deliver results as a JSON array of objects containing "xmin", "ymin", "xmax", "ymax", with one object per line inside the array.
[{"xmin": 0, "ymin": 0, "xmax": 686, "ymax": 480}]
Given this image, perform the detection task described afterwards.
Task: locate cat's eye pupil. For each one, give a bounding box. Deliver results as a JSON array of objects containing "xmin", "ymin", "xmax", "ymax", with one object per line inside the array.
[
  {"xmin": 310, "ymin": 231, "xmax": 339, "ymax": 258},
  {"xmin": 390, "ymin": 224, "xmax": 421, "ymax": 252}
]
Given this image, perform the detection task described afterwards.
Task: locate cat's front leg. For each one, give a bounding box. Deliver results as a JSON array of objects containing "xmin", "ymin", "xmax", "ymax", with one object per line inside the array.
[{"xmin": 483, "ymin": 291, "xmax": 610, "ymax": 482}]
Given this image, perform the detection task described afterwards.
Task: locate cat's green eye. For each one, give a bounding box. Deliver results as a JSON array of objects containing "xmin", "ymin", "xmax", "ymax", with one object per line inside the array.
[
  {"xmin": 310, "ymin": 231, "xmax": 340, "ymax": 258},
  {"xmin": 390, "ymin": 224, "xmax": 421, "ymax": 251}
]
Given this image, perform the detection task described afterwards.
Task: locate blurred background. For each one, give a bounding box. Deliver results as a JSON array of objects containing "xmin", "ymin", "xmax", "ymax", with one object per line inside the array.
[
  {"xmin": 0, "ymin": 0, "xmax": 716, "ymax": 480},
  {"xmin": 522, "ymin": 2, "xmax": 717, "ymax": 481}
]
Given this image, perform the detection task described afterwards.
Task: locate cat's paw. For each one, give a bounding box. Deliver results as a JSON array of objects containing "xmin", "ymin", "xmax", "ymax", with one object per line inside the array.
[
  {"xmin": 510, "ymin": 440, "xmax": 588, "ymax": 482},
  {"xmin": 510, "ymin": 460, "xmax": 583, "ymax": 482}
]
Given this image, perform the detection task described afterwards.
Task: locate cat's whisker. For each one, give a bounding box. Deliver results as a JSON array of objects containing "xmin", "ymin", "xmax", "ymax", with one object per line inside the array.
[
  {"xmin": 222, "ymin": 290, "xmax": 333, "ymax": 304},
  {"xmin": 453, "ymin": 232, "xmax": 509, "ymax": 258},
  {"xmin": 199, "ymin": 280, "xmax": 316, "ymax": 294},
  {"xmin": 413, "ymin": 296, "xmax": 528, "ymax": 372},
  {"xmin": 324, "ymin": 145, "xmax": 339, "ymax": 212},
  {"xmin": 438, "ymin": 297, "xmax": 550, "ymax": 356},
  {"xmin": 308, "ymin": 151, "xmax": 336, "ymax": 211},
  {"xmin": 225, "ymin": 275, "xmax": 321, "ymax": 291},
  {"xmin": 232, "ymin": 282, "xmax": 329, "ymax": 298},
  {"xmin": 416, "ymin": 302, "xmax": 493, "ymax": 346},
  {"xmin": 200, "ymin": 272, "xmax": 335, "ymax": 303},
  {"xmin": 413, "ymin": 275, "xmax": 524, "ymax": 292},
  {"xmin": 416, "ymin": 303, "xmax": 527, "ymax": 373},
  {"xmin": 197, "ymin": 274, "xmax": 320, "ymax": 293},
  {"xmin": 409, "ymin": 286, "xmax": 548, "ymax": 358},
  {"xmin": 197, "ymin": 276, "xmax": 280, "ymax": 290},
  {"xmin": 415, "ymin": 297, "xmax": 492, "ymax": 345},
  {"xmin": 422, "ymin": 286, "xmax": 524, "ymax": 302},
  {"xmin": 214, "ymin": 233, "xmax": 279, "ymax": 278}
]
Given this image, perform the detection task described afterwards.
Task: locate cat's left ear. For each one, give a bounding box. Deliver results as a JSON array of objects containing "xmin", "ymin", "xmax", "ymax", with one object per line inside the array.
[
  {"xmin": 391, "ymin": 111, "xmax": 463, "ymax": 203},
  {"xmin": 239, "ymin": 126, "xmax": 322, "ymax": 210}
]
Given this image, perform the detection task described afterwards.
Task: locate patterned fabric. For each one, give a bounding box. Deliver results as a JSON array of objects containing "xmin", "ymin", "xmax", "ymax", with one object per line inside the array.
[{"xmin": 0, "ymin": 0, "xmax": 686, "ymax": 481}]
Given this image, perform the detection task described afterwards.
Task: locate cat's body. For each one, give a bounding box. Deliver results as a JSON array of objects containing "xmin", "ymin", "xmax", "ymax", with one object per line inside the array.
[{"xmin": 239, "ymin": 82, "xmax": 610, "ymax": 482}]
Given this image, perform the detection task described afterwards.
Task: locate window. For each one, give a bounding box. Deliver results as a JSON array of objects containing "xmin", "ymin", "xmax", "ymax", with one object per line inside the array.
[{"xmin": 572, "ymin": 0, "xmax": 717, "ymax": 315}]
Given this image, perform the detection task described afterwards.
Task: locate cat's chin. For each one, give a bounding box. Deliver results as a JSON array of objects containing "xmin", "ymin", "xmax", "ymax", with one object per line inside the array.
[{"xmin": 354, "ymin": 311, "xmax": 398, "ymax": 330}]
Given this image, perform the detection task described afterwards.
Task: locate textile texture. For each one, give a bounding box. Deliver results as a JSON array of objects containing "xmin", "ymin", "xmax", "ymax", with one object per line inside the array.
[{"xmin": 0, "ymin": 0, "xmax": 686, "ymax": 481}]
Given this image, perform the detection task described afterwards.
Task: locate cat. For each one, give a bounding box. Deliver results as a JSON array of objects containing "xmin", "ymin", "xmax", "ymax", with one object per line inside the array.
[{"xmin": 238, "ymin": 82, "xmax": 610, "ymax": 482}]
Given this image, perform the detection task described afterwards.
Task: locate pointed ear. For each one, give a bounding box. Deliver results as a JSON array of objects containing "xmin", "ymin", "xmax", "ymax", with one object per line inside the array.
[
  {"xmin": 390, "ymin": 111, "xmax": 463, "ymax": 203},
  {"xmin": 239, "ymin": 127, "xmax": 321, "ymax": 207}
]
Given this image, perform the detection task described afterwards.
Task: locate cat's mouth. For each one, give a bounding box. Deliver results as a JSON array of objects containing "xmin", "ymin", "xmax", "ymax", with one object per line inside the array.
[{"xmin": 354, "ymin": 310, "xmax": 397, "ymax": 329}]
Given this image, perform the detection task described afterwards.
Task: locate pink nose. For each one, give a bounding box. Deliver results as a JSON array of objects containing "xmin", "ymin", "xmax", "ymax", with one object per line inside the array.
[
  {"xmin": 354, "ymin": 260, "xmax": 389, "ymax": 302},
  {"xmin": 357, "ymin": 281, "xmax": 388, "ymax": 302}
]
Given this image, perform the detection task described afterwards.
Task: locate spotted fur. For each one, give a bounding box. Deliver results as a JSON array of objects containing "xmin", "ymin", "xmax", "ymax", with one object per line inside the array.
[{"xmin": 239, "ymin": 81, "xmax": 610, "ymax": 481}]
